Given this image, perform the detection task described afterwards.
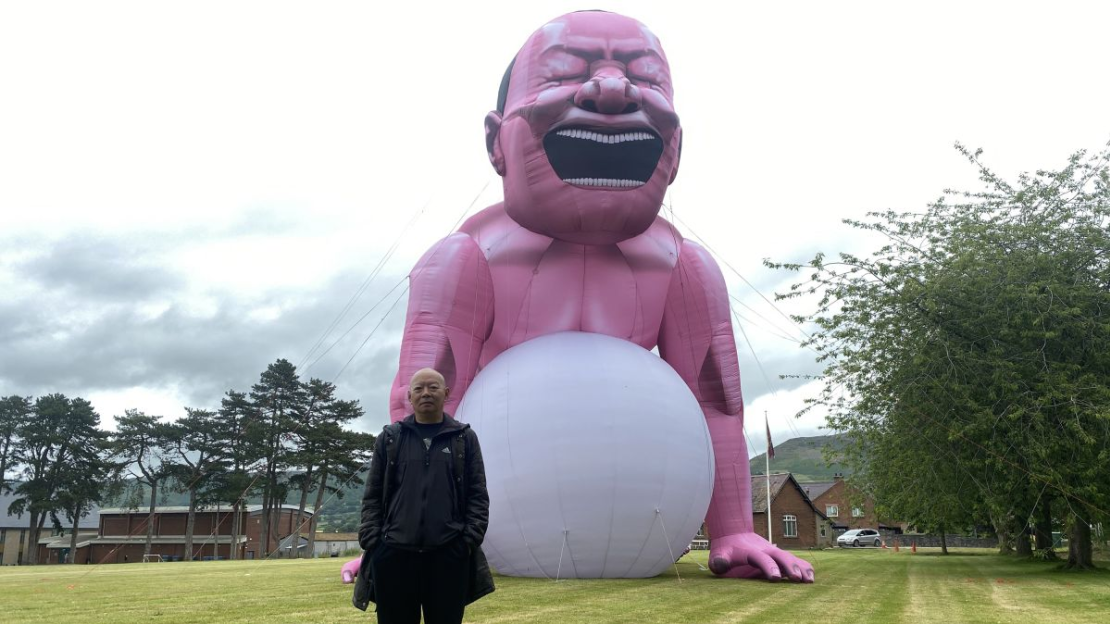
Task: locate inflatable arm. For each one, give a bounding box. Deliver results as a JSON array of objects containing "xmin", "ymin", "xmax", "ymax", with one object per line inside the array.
[
  {"xmin": 389, "ymin": 233, "xmax": 495, "ymax": 421},
  {"xmin": 659, "ymin": 240, "xmax": 814, "ymax": 583}
]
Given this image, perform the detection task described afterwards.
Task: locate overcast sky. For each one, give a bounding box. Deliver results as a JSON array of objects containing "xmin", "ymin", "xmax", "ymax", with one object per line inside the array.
[{"xmin": 1, "ymin": 1, "xmax": 1108, "ymax": 454}]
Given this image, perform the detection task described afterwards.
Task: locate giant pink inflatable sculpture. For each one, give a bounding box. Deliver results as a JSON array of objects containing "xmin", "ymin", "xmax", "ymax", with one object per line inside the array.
[{"xmin": 344, "ymin": 10, "xmax": 814, "ymax": 584}]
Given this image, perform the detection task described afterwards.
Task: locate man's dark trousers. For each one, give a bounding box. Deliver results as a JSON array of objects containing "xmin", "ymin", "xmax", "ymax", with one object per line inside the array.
[{"xmin": 371, "ymin": 536, "xmax": 471, "ymax": 624}]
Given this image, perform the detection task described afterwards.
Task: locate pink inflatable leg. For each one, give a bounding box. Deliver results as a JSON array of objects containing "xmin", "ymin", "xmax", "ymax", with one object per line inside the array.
[{"xmin": 340, "ymin": 556, "xmax": 361, "ymax": 584}]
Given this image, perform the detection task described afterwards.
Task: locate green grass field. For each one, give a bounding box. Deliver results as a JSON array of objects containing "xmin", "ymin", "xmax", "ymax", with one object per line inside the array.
[{"xmin": 2, "ymin": 548, "xmax": 1107, "ymax": 623}]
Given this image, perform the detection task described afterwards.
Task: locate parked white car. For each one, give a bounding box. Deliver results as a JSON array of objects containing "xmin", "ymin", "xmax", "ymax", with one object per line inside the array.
[{"xmin": 837, "ymin": 528, "xmax": 882, "ymax": 547}]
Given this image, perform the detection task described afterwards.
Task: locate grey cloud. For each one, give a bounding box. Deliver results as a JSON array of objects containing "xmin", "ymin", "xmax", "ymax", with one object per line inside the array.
[
  {"xmin": 16, "ymin": 234, "xmax": 182, "ymax": 301},
  {"xmin": 0, "ymin": 223, "xmax": 831, "ymax": 436},
  {"xmin": 0, "ymin": 230, "xmax": 410, "ymax": 429}
]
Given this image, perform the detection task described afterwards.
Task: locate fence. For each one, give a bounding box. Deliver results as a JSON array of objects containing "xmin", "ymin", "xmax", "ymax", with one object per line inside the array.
[{"xmin": 886, "ymin": 534, "xmax": 998, "ymax": 549}]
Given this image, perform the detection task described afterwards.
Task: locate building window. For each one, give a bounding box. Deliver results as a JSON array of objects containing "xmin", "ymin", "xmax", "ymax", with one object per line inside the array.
[
  {"xmin": 826, "ymin": 505, "xmax": 839, "ymax": 518},
  {"xmin": 820, "ymin": 524, "xmax": 827, "ymax": 538},
  {"xmin": 783, "ymin": 515, "xmax": 798, "ymax": 538},
  {"xmin": 852, "ymin": 507, "xmax": 864, "ymax": 518}
]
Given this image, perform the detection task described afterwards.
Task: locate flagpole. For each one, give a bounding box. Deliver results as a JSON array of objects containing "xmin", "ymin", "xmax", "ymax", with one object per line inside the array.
[{"xmin": 765, "ymin": 411, "xmax": 772, "ymax": 545}]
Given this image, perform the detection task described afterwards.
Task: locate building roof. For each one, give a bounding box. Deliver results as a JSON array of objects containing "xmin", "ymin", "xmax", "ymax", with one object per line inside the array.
[
  {"xmin": 40, "ymin": 535, "xmax": 97, "ymax": 549},
  {"xmin": 751, "ymin": 473, "xmax": 793, "ymax": 512},
  {"xmin": 277, "ymin": 535, "xmax": 310, "ymax": 550},
  {"xmin": 98, "ymin": 504, "xmax": 313, "ymax": 515},
  {"xmin": 751, "ymin": 472, "xmax": 830, "ymax": 521},
  {"xmin": 314, "ymin": 532, "xmax": 359, "ymax": 541},
  {"xmin": 799, "ymin": 481, "xmax": 838, "ymax": 501},
  {"xmin": 87, "ymin": 536, "xmax": 246, "ymax": 545},
  {"xmin": 0, "ymin": 492, "xmax": 100, "ymax": 530}
]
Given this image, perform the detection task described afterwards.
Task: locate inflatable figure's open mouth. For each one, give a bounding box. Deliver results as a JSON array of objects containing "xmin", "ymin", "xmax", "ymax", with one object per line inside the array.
[{"xmin": 543, "ymin": 127, "xmax": 664, "ymax": 189}]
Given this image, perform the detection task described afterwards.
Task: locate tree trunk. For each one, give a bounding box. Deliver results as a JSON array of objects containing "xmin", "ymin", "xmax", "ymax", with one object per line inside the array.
[
  {"xmin": 24, "ymin": 510, "xmax": 40, "ymax": 565},
  {"xmin": 261, "ymin": 482, "xmax": 272, "ymax": 559},
  {"xmin": 68, "ymin": 504, "xmax": 81, "ymax": 564},
  {"xmin": 230, "ymin": 499, "xmax": 241, "ymax": 560},
  {"xmin": 293, "ymin": 467, "xmax": 313, "ymax": 558},
  {"xmin": 308, "ymin": 467, "xmax": 329, "ymax": 558},
  {"xmin": 1034, "ymin": 498, "xmax": 1055, "ymax": 555},
  {"xmin": 1065, "ymin": 513, "xmax": 1095, "ymax": 570},
  {"xmin": 270, "ymin": 506, "xmax": 282, "ymax": 558},
  {"xmin": 1014, "ymin": 518, "xmax": 1032, "ymax": 557},
  {"xmin": 939, "ymin": 525, "xmax": 948, "ymax": 555},
  {"xmin": 144, "ymin": 480, "xmax": 158, "ymax": 558},
  {"xmin": 992, "ymin": 514, "xmax": 1013, "ymax": 555},
  {"xmin": 185, "ymin": 487, "xmax": 197, "ymax": 560}
]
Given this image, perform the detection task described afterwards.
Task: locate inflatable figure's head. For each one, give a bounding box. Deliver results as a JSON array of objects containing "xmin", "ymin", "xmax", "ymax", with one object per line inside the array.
[{"xmin": 485, "ymin": 11, "xmax": 681, "ymax": 245}]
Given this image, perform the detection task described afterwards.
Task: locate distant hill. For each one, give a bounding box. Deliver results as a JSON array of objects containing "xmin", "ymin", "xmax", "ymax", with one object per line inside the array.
[{"xmin": 750, "ymin": 434, "xmax": 851, "ymax": 482}]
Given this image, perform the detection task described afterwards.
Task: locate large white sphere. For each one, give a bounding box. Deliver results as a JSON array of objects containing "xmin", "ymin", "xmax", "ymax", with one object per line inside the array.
[{"xmin": 456, "ymin": 331, "xmax": 714, "ymax": 578}]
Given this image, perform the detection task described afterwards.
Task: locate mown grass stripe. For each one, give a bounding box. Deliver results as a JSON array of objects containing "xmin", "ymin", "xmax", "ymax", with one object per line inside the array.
[{"xmin": 1, "ymin": 548, "xmax": 1106, "ymax": 623}]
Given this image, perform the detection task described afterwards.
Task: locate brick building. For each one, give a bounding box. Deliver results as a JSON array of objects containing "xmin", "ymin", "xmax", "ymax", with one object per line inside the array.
[
  {"xmin": 750, "ymin": 473, "xmax": 832, "ymax": 549},
  {"xmin": 802, "ymin": 473, "xmax": 899, "ymax": 535},
  {"xmin": 37, "ymin": 504, "xmax": 313, "ymax": 564},
  {"xmin": 1, "ymin": 492, "xmax": 99, "ymax": 565},
  {"xmin": 311, "ymin": 532, "xmax": 361, "ymax": 558}
]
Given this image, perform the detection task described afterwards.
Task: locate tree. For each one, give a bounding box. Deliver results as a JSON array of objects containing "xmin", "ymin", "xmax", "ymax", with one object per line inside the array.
[
  {"xmin": 248, "ymin": 359, "xmax": 306, "ymax": 558},
  {"xmin": 112, "ymin": 410, "xmax": 177, "ymax": 559},
  {"xmin": 0, "ymin": 395, "xmax": 31, "ymax": 495},
  {"xmin": 287, "ymin": 379, "xmax": 369, "ymax": 557},
  {"xmin": 772, "ymin": 141, "xmax": 1110, "ymax": 569},
  {"xmin": 168, "ymin": 408, "xmax": 228, "ymax": 560},
  {"xmin": 306, "ymin": 423, "xmax": 373, "ymax": 556},
  {"xmin": 51, "ymin": 400, "xmax": 113, "ymax": 564},
  {"xmin": 214, "ymin": 390, "xmax": 257, "ymax": 560},
  {"xmin": 9, "ymin": 394, "xmax": 103, "ymax": 564},
  {"xmin": 287, "ymin": 379, "xmax": 334, "ymax": 557}
]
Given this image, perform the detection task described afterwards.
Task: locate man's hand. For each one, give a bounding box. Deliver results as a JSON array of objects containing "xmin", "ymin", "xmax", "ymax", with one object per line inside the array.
[{"xmin": 708, "ymin": 532, "xmax": 815, "ymax": 582}]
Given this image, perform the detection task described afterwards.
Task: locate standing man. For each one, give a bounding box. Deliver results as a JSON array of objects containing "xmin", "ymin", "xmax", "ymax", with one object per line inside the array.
[{"xmin": 358, "ymin": 368, "xmax": 493, "ymax": 623}]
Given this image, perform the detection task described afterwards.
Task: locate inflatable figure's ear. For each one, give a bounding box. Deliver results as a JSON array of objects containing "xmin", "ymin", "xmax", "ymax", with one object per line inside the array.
[
  {"xmin": 668, "ymin": 128, "xmax": 683, "ymax": 185},
  {"xmin": 485, "ymin": 111, "xmax": 506, "ymax": 176}
]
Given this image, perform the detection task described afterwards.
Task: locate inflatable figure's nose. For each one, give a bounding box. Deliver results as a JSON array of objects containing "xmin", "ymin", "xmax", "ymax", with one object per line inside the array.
[{"xmin": 574, "ymin": 63, "xmax": 642, "ymax": 115}]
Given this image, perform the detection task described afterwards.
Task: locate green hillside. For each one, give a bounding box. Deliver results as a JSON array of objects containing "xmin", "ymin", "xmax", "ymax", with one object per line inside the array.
[{"xmin": 750, "ymin": 434, "xmax": 850, "ymax": 482}]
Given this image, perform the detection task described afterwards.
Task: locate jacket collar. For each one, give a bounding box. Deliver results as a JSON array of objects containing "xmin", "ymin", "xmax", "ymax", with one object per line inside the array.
[{"xmin": 399, "ymin": 413, "xmax": 468, "ymax": 436}]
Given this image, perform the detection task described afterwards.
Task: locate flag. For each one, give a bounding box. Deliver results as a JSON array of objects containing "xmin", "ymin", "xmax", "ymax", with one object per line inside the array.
[{"xmin": 765, "ymin": 414, "xmax": 775, "ymax": 460}]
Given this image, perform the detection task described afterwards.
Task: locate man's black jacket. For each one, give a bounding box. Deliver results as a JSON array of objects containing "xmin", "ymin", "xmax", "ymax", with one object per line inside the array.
[{"xmin": 358, "ymin": 413, "xmax": 489, "ymax": 553}]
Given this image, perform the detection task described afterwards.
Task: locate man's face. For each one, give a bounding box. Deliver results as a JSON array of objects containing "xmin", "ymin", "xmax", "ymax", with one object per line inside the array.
[
  {"xmin": 408, "ymin": 370, "xmax": 449, "ymax": 419},
  {"xmin": 487, "ymin": 12, "xmax": 681, "ymax": 245}
]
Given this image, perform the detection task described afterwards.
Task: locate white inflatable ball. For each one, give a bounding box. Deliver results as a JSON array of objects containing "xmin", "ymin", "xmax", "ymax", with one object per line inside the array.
[{"xmin": 456, "ymin": 331, "xmax": 714, "ymax": 578}]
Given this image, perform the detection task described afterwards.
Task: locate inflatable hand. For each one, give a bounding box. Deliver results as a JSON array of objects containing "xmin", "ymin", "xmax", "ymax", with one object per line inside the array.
[
  {"xmin": 708, "ymin": 532, "xmax": 814, "ymax": 583},
  {"xmin": 340, "ymin": 556, "xmax": 360, "ymax": 584}
]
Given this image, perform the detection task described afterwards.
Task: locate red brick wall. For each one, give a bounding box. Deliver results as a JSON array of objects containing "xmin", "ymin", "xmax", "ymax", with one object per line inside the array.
[
  {"xmin": 811, "ymin": 480, "xmax": 883, "ymax": 530},
  {"xmin": 243, "ymin": 509, "xmax": 311, "ymax": 559},
  {"xmin": 753, "ymin": 483, "xmax": 821, "ymax": 549},
  {"xmin": 159, "ymin": 514, "xmax": 187, "ymax": 535}
]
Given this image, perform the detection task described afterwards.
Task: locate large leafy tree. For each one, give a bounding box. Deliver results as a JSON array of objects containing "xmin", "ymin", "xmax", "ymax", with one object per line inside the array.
[
  {"xmin": 305, "ymin": 423, "xmax": 374, "ymax": 553},
  {"xmin": 0, "ymin": 395, "xmax": 31, "ymax": 495},
  {"xmin": 168, "ymin": 407, "xmax": 228, "ymax": 560},
  {"xmin": 248, "ymin": 359, "xmax": 306, "ymax": 557},
  {"xmin": 111, "ymin": 410, "xmax": 177, "ymax": 558},
  {"xmin": 287, "ymin": 378, "xmax": 370, "ymax": 557},
  {"xmin": 9, "ymin": 394, "xmax": 104, "ymax": 564},
  {"xmin": 214, "ymin": 389, "xmax": 258, "ymax": 560},
  {"xmin": 51, "ymin": 400, "xmax": 113, "ymax": 564},
  {"xmin": 773, "ymin": 142, "xmax": 1110, "ymax": 569}
]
